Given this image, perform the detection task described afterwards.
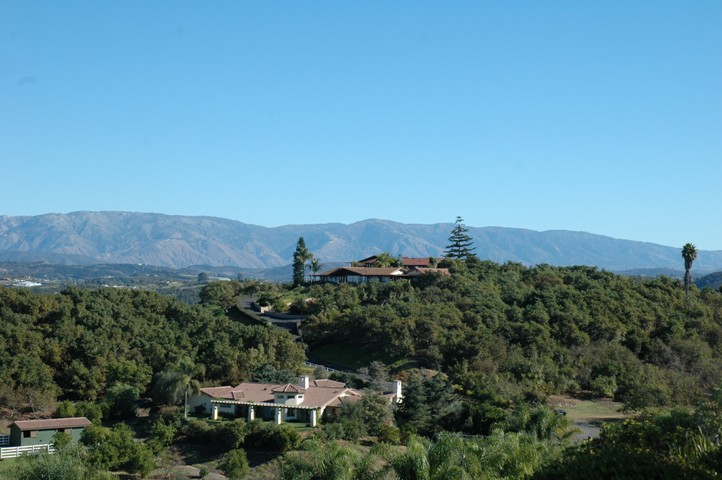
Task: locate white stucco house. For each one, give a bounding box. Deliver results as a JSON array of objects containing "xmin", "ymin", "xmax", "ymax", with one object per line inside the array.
[{"xmin": 188, "ymin": 376, "xmax": 402, "ymax": 427}]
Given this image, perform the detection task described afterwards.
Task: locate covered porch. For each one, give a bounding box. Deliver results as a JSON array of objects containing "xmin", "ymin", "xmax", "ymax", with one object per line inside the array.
[{"xmin": 210, "ymin": 399, "xmax": 322, "ymax": 427}]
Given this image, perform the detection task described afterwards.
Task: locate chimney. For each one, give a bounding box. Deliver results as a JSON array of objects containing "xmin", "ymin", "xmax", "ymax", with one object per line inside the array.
[
  {"xmin": 394, "ymin": 380, "xmax": 402, "ymax": 401},
  {"xmin": 298, "ymin": 375, "xmax": 310, "ymax": 389}
]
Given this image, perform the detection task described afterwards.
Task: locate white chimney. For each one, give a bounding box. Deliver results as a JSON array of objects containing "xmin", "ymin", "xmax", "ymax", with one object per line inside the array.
[
  {"xmin": 298, "ymin": 375, "xmax": 310, "ymax": 389},
  {"xmin": 394, "ymin": 380, "xmax": 402, "ymax": 401}
]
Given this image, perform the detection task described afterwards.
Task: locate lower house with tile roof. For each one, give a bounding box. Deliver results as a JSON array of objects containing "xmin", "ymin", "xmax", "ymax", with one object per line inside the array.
[{"xmin": 188, "ymin": 376, "xmax": 402, "ymax": 427}]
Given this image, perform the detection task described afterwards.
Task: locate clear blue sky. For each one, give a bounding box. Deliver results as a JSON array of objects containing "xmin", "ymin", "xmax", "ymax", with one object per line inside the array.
[{"xmin": 2, "ymin": 1, "xmax": 721, "ymax": 249}]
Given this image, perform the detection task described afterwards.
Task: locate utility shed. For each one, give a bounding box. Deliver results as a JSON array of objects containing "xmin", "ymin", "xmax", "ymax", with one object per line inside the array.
[{"xmin": 9, "ymin": 417, "xmax": 92, "ymax": 447}]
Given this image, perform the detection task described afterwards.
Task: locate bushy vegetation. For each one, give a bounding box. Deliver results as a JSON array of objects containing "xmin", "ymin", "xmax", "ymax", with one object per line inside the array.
[
  {"xmin": 0, "ymin": 284, "xmax": 305, "ymax": 412},
  {"xmin": 3, "ymin": 257, "xmax": 722, "ymax": 477},
  {"xmin": 304, "ymin": 259, "xmax": 722, "ymax": 412},
  {"xmin": 534, "ymin": 388, "xmax": 722, "ymax": 478},
  {"xmin": 221, "ymin": 449, "xmax": 250, "ymax": 479},
  {"xmin": 4, "ymin": 443, "xmax": 117, "ymax": 480}
]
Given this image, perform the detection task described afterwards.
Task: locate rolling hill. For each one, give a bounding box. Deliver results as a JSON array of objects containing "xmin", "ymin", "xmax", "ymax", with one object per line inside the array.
[{"xmin": 1, "ymin": 212, "xmax": 721, "ymax": 274}]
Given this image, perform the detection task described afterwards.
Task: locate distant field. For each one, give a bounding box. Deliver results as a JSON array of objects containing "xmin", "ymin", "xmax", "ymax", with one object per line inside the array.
[
  {"xmin": 548, "ymin": 394, "xmax": 628, "ymax": 441},
  {"xmin": 548, "ymin": 394, "xmax": 627, "ymax": 422}
]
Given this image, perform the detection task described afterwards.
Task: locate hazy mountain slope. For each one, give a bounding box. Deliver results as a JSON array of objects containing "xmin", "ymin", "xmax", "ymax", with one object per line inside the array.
[
  {"xmin": 697, "ymin": 271, "xmax": 722, "ymax": 291},
  {"xmin": 1, "ymin": 212, "xmax": 721, "ymax": 272}
]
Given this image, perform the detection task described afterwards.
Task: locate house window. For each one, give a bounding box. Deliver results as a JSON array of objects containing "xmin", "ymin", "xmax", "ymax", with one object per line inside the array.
[{"xmin": 23, "ymin": 431, "xmax": 38, "ymax": 438}]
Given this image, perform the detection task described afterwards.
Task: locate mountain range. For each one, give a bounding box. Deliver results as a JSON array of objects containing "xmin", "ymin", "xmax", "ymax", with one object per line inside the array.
[{"xmin": 1, "ymin": 212, "xmax": 721, "ymax": 274}]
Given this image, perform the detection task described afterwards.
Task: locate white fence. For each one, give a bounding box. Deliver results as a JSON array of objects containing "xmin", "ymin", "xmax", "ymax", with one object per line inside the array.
[
  {"xmin": 0, "ymin": 435, "xmax": 9, "ymax": 447},
  {"xmin": 0, "ymin": 444, "xmax": 55, "ymax": 460}
]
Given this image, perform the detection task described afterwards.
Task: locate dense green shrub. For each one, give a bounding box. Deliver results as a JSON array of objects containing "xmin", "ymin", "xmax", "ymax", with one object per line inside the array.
[
  {"xmin": 221, "ymin": 449, "xmax": 250, "ymax": 479},
  {"xmin": 244, "ymin": 421, "xmax": 301, "ymax": 452}
]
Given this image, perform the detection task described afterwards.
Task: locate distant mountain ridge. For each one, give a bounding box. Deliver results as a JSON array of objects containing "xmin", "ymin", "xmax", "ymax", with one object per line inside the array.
[{"xmin": 1, "ymin": 212, "xmax": 721, "ymax": 273}]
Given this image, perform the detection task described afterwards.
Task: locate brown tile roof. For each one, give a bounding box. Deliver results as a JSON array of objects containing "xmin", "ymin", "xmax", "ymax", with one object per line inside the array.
[
  {"xmin": 200, "ymin": 386, "xmax": 235, "ymax": 398},
  {"xmin": 230, "ymin": 383, "xmax": 279, "ymax": 403},
  {"xmin": 403, "ymin": 267, "xmax": 450, "ymax": 277},
  {"xmin": 325, "ymin": 391, "xmax": 362, "ymax": 408},
  {"xmin": 311, "ymin": 379, "xmax": 346, "ymax": 388},
  {"xmin": 202, "ymin": 381, "xmax": 362, "ymax": 409},
  {"xmin": 11, "ymin": 417, "xmax": 92, "ymax": 431},
  {"xmin": 200, "ymin": 384, "xmax": 277, "ymax": 402},
  {"xmin": 320, "ymin": 267, "xmax": 405, "ymax": 277},
  {"xmin": 402, "ymin": 257, "xmax": 441, "ymax": 267},
  {"xmin": 303, "ymin": 388, "xmax": 362, "ymax": 409},
  {"xmin": 272, "ymin": 384, "xmax": 306, "ymax": 394}
]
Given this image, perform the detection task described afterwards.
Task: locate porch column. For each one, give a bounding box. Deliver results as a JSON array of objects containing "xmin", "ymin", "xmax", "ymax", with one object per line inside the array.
[
  {"xmin": 309, "ymin": 409, "xmax": 318, "ymax": 428},
  {"xmin": 247, "ymin": 405, "xmax": 255, "ymax": 422},
  {"xmin": 211, "ymin": 405, "xmax": 219, "ymax": 420},
  {"xmin": 275, "ymin": 407, "xmax": 283, "ymax": 425}
]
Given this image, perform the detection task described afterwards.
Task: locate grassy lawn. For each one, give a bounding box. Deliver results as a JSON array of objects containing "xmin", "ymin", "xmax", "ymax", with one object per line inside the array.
[
  {"xmin": 548, "ymin": 394, "xmax": 628, "ymax": 424},
  {"xmin": 0, "ymin": 458, "xmax": 18, "ymax": 474}
]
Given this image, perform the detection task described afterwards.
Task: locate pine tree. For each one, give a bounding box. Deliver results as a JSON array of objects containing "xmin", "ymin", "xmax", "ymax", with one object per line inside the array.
[
  {"xmin": 292, "ymin": 237, "xmax": 311, "ymax": 286},
  {"xmin": 444, "ymin": 216, "xmax": 476, "ymax": 259}
]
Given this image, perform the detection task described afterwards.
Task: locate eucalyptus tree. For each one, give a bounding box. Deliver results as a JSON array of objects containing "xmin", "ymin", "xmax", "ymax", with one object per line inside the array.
[{"xmin": 682, "ymin": 243, "xmax": 698, "ymax": 301}]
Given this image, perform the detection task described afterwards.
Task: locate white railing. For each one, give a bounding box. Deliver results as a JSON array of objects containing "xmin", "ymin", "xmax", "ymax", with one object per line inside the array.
[
  {"xmin": 0, "ymin": 435, "xmax": 9, "ymax": 446},
  {"xmin": 0, "ymin": 444, "xmax": 55, "ymax": 460}
]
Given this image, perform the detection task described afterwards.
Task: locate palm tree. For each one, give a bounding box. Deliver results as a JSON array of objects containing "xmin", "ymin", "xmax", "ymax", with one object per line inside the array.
[
  {"xmin": 151, "ymin": 357, "xmax": 204, "ymax": 417},
  {"xmin": 308, "ymin": 256, "xmax": 323, "ymax": 282},
  {"xmin": 373, "ymin": 252, "xmax": 401, "ymax": 267},
  {"xmin": 682, "ymin": 243, "xmax": 698, "ymax": 302}
]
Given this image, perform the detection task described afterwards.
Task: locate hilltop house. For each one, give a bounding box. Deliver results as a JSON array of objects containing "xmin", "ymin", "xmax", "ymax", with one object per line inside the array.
[
  {"xmin": 315, "ymin": 266, "xmax": 407, "ymax": 284},
  {"xmin": 188, "ymin": 376, "xmax": 402, "ymax": 427},
  {"xmin": 314, "ymin": 255, "xmax": 449, "ymax": 284},
  {"xmin": 356, "ymin": 256, "xmax": 442, "ymax": 268}
]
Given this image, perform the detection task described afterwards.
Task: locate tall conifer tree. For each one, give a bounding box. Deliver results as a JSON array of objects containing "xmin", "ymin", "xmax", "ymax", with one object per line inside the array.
[
  {"xmin": 292, "ymin": 237, "xmax": 311, "ymax": 286},
  {"xmin": 444, "ymin": 216, "xmax": 476, "ymax": 259}
]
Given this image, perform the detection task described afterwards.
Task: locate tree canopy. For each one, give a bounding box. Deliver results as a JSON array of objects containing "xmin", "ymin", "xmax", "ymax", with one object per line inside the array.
[
  {"xmin": 303, "ymin": 259, "xmax": 722, "ymax": 414},
  {"xmin": 0, "ymin": 284, "xmax": 305, "ymax": 411}
]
